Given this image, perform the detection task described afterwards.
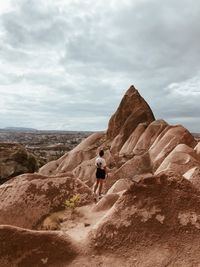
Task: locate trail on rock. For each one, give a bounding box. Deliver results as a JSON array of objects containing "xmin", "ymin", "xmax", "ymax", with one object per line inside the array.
[
  {"xmin": 41, "ymin": 203, "xmax": 109, "ymax": 243},
  {"xmin": 61, "ymin": 204, "xmax": 108, "ymax": 242}
]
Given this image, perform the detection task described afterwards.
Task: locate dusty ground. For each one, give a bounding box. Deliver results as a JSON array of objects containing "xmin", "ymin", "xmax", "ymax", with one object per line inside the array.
[{"xmin": 40, "ymin": 203, "xmax": 107, "ymax": 241}]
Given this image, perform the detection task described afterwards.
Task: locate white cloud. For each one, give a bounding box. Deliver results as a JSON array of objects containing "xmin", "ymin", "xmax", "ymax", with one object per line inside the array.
[
  {"xmin": 0, "ymin": 0, "xmax": 200, "ymax": 131},
  {"xmin": 167, "ymin": 76, "xmax": 200, "ymax": 96},
  {"xmin": 0, "ymin": 1, "xmax": 14, "ymax": 14}
]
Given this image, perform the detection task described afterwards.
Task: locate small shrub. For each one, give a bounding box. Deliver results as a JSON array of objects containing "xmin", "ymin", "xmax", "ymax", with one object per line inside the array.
[{"xmin": 64, "ymin": 194, "xmax": 81, "ymax": 212}]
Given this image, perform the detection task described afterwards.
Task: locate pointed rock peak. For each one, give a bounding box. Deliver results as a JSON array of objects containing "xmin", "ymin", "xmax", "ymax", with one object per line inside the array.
[
  {"xmin": 106, "ymin": 85, "xmax": 155, "ymax": 141},
  {"xmin": 125, "ymin": 85, "xmax": 138, "ymax": 95}
]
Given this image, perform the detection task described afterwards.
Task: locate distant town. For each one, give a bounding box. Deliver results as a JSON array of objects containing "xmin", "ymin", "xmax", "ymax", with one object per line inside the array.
[{"xmin": 0, "ymin": 127, "xmax": 94, "ymax": 167}]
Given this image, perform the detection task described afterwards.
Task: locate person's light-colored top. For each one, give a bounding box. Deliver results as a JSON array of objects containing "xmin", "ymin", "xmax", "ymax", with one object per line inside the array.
[{"xmin": 95, "ymin": 157, "xmax": 106, "ymax": 169}]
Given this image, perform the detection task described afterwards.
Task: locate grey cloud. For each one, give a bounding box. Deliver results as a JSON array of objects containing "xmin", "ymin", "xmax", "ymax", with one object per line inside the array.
[{"xmin": 0, "ymin": 0, "xmax": 200, "ymax": 131}]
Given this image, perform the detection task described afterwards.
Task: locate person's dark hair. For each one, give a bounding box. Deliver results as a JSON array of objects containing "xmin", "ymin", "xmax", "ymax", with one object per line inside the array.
[{"xmin": 99, "ymin": 150, "xmax": 104, "ymax": 157}]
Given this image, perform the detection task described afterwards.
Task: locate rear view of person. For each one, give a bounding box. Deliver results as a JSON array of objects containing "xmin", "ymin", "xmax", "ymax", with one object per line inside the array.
[{"xmin": 93, "ymin": 150, "xmax": 107, "ymax": 201}]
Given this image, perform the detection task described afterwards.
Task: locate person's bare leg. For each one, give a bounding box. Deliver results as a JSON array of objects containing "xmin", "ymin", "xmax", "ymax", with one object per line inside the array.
[
  {"xmin": 94, "ymin": 179, "xmax": 100, "ymax": 194},
  {"xmin": 98, "ymin": 180, "xmax": 104, "ymax": 196}
]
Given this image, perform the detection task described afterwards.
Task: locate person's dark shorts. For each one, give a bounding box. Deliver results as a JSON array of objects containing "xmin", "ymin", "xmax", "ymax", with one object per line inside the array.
[{"xmin": 96, "ymin": 168, "xmax": 106, "ymax": 179}]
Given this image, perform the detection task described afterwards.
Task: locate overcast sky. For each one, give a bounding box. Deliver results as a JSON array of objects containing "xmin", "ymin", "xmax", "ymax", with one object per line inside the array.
[{"xmin": 0, "ymin": 0, "xmax": 200, "ymax": 132}]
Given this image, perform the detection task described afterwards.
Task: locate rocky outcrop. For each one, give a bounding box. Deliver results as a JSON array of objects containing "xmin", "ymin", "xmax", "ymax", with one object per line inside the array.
[
  {"xmin": 39, "ymin": 132, "xmax": 105, "ymax": 176},
  {"xmin": 105, "ymin": 152, "xmax": 152, "ymax": 190},
  {"xmin": 155, "ymin": 144, "xmax": 200, "ymax": 175},
  {"xmin": 195, "ymin": 142, "xmax": 200, "ymax": 159},
  {"xmin": 89, "ymin": 174, "xmax": 200, "ymax": 258},
  {"xmin": 183, "ymin": 166, "xmax": 200, "ymax": 190},
  {"xmin": 107, "ymin": 86, "xmax": 155, "ymax": 152},
  {"xmin": 0, "ymin": 225, "xmax": 78, "ymax": 267},
  {"xmin": 107, "ymin": 178, "xmax": 132, "ymax": 194},
  {"xmin": 133, "ymin": 120, "xmax": 168, "ymax": 155},
  {"xmin": 0, "ymin": 143, "xmax": 38, "ymax": 184},
  {"xmin": 0, "ymin": 173, "xmax": 92, "ymax": 229},
  {"xmin": 1, "ymin": 85, "xmax": 200, "ymax": 267},
  {"xmin": 149, "ymin": 125, "xmax": 197, "ymax": 171},
  {"xmin": 119, "ymin": 122, "xmax": 148, "ymax": 156},
  {"xmin": 92, "ymin": 193, "xmax": 119, "ymax": 212},
  {"xmin": 72, "ymin": 149, "xmax": 116, "ymax": 186}
]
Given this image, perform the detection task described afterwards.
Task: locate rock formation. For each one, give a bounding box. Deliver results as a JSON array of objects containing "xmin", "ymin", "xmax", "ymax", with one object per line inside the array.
[
  {"xmin": 0, "ymin": 143, "xmax": 38, "ymax": 184},
  {"xmin": 195, "ymin": 142, "xmax": 200, "ymax": 159},
  {"xmin": 184, "ymin": 166, "xmax": 200, "ymax": 190},
  {"xmin": 0, "ymin": 173, "xmax": 92, "ymax": 228},
  {"xmin": 132, "ymin": 119, "xmax": 168, "ymax": 155},
  {"xmin": 107, "ymin": 86, "xmax": 155, "ymax": 153},
  {"xmin": 0, "ymin": 85, "xmax": 200, "ymax": 267},
  {"xmin": 149, "ymin": 125, "xmax": 197, "ymax": 171},
  {"xmin": 119, "ymin": 122, "xmax": 148, "ymax": 156},
  {"xmin": 88, "ymin": 174, "xmax": 200, "ymax": 266},
  {"xmin": 0, "ymin": 225, "xmax": 78, "ymax": 267},
  {"xmin": 155, "ymin": 144, "xmax": 200, "ymax": 175},
  {"xmin": 39, "ymin": 132, "xmax": 105, "ymax": 176}
]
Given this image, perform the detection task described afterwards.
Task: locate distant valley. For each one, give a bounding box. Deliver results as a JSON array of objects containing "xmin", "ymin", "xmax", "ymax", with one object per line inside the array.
[{"xmin": 0, "ymin": 129, "xmax": 93, "ymax": 168}]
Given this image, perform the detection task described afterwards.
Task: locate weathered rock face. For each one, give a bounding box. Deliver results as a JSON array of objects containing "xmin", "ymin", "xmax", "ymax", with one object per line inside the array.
[
  {"xmin": 0, "ymin": 173, "xmax": 92, "ymax": 229},
  {"xmin": 0, "ymin": 143, "xmax": 38, "ymax": 184},
  {"xmin": 195, "ymin": 142, "xmax": 200, "ymax": 159},
  {"xmin": 107, "ymin": 86, "xmax": 155, "ymax": 152},
  {"xmin": 1, "ymin": 86, "xmax": 200, "ymax": 266},
  {"xmin": 106, "ymin": 152, "xmax": 152, "ymax": 190},
  {"xmin": 72, "ymin": 149, "xmax": 116, "ymax": 186},
  {"xmin": 184, "ymin": 167, "xmax": 200, "ymax": 190},
  {"xmin": 107, "ymin": 178, "xmax": 132, "ymax": 194},
  {"xmin": 149, "ymin": 125, "xmax": 197, "ymax": 171},
  {"xmin": 119, "ymin": 122, "xmax": 148, "ymax": 156},
  {"xmin": 39, "ymin": 132, "xmax": 105, "ymax": 176},
  {"xmin": 89, "ymin": 173, "xmax": 200, "ymax": 254},
  {"xmin": 133, "ymin": 120, "xmax": 168, "ymax": 155},
  {"xmin": 92, "ymin": 193, "xmax": 119, "ymax": 212},
  {"xmin": 155, "ymin": 144, "xmax": 200, "ymax": 175},
  {"xmin": 36, "ymin": 87, "xmax": 198, "ymax": 198},
  {"xmin": 0, "ymin": 225, "xmax": 78, "ymax": 267}
]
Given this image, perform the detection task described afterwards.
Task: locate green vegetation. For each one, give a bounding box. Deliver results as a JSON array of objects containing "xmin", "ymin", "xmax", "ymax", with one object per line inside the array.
[{"xmin": 64, "ymin": 194, "xmax": 81, "ymax": 212}]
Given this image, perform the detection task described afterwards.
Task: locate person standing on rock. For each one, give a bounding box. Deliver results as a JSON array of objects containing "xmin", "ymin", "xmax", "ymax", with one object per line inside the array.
[{"xmin": 93, "ymin": 150, "xmax": 107, "ymax": 201}]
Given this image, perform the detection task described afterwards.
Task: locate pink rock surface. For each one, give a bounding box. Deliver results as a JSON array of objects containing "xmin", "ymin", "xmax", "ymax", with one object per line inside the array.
[
  {"xmin": 133, "ymin": 120, "xmax": 168, "ymax": 155},
  {"xmin": 184, "ymin": 166, "xmax": 200, "ymax": 190},
  {"xmin": 149, "ymin": 125, "xmax": 197, "ymax": 171},
  {"xmin": 155, "ymin": 144, "xmax": 200, "ymax": 175},
  {"xmin": 39, "ymin": 132, "xmax": 105, "ymax": 176},
  {"xmin": 0, "ymin": 173, "xmax": 92, "ymax": 229},
  {"xmin": 0, "ymin": 225, "xmax": 78, "ymax": 267},
  {"xmin": 119, "ymin": 122, "xmax": 148, "ymax": 156},
  {"xmin": 107, "ymin": 86, "xmax": 155, "ymax": 152}
]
